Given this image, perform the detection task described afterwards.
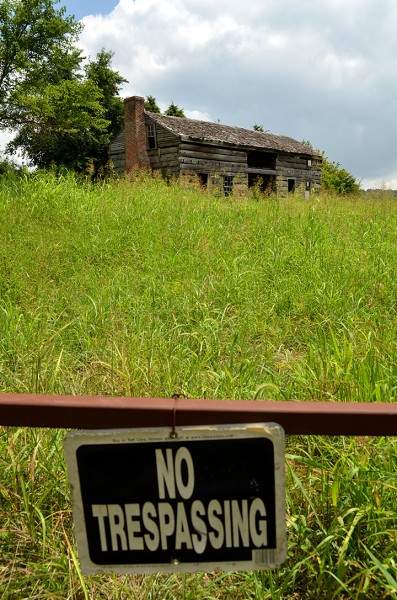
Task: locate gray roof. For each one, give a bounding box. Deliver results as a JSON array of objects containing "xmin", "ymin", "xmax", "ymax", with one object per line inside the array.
[{"xmin": 146, "ymin": 111, "xmax": 318, "ymax": 156}]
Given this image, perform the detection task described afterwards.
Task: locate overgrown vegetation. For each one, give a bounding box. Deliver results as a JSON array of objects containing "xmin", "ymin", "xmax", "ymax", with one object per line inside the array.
[
  {"xmin": 301, "ymin": 141, "xmax": 360, "ymax": 195},
  {"xmin": 320, "ymin": 155, "xmax": 361, "ymax": 195},
  {"xmin": 1, "ymin": 174, "xmax": 397, "ymax": 598}
]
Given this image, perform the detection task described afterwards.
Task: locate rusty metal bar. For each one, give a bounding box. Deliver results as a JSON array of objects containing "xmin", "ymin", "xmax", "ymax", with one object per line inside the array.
[{"xmin": 1, "ymin": 393, "xmax": 397, "ymax": 435}]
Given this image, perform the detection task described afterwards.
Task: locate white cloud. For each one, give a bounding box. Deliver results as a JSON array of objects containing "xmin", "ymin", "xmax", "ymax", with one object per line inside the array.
[
  {"xmin": 362, "ymin": 175, "xmax": 397, "ymax": 191},
  {"xmin": 185, "ymin": 109, "xmax": 212, "ymax": 121},
  {"xmin": 0, "ymin": 130, "xmax": 27, "ymax": 165},
  {"xmin": 0, "ymin": 131, "xmax": 12, "ymax": 152}
]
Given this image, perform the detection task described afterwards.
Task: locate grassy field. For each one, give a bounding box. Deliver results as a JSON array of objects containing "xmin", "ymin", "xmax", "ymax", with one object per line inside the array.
[{"xmin": 1, "ymin": 172, "xmax": 397, "ymax": 598}]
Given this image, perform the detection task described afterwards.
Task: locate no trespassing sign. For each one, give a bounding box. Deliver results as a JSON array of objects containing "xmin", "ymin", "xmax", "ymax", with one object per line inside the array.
[{"xmin": 64, "ymin": 422, "xmax": 286, "ymax": 574}]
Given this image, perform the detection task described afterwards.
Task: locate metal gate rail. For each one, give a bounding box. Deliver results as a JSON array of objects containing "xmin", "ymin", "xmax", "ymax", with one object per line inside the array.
[{"xmin": 1, "ymin": 393, "xmax": 397, "ymax": 435}]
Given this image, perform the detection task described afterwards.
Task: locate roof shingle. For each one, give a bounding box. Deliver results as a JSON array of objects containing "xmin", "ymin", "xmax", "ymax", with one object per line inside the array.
[{"xmin": 146, "ymin": 111, "xmax": 318, "ymax": 156}]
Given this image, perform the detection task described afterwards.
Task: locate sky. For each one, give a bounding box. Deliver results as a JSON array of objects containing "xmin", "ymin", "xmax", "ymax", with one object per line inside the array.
[{"xmin": 3, "ymin": 0, "xmax": 397, "ymax": 189}]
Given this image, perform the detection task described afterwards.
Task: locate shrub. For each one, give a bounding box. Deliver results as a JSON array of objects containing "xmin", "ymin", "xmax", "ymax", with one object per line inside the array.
[{"xmin": 321, "ymin": 155, "xmax": 361, "ymax": 194}]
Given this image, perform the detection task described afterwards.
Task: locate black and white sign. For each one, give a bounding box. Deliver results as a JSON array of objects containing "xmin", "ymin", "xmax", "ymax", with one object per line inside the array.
[{"xmin": 64, "ymin": 423, "xmax": 286, "ymax": 574}]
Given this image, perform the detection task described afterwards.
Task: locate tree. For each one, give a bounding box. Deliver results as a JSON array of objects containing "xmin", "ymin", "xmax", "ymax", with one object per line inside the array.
[
  {"xmin": 145, "ymin": 97, "xmax": 186, "ymax": 117},
  {"xmin": 0, "ymin": 155, "xmax": 25, "ymax": 176},
  {"xmin": 0, "ymin": 0, "xmax": 82, "ymax": 129},
  {"xmin": 8, "ymin": 79, "xmax": 110, "ymax": 171},
  {"xmin": 85, "ymin": 50, "xmax": 126, "ymax": 131},
  {"xmin": 321, "ymin": 155, "xmax": 361, "ymax": 195},
  {"xmin": 301, "ymin": 141, "xmax": 361, "ymax": 195},
  {"xmin": 3, "ymin": 4, "xmax": 127, "ymax": 175},
  {"xmin": 8, "ymin": 50, "xmax": 127, "ymax": 174},
  {"xmin": 164, "ymin": 101, "xmax": 186, "ymax": 118},
  {"xmin": 145, "ymin": 95, "xmax": 161, "ymax": 113},
  {"xmin": 84, "ymin": 49, "xmax": 127, "ymax": 170}
]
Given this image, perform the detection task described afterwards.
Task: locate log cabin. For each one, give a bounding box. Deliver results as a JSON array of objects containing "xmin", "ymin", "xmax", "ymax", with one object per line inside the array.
[{"xmin": 109, "ymin": 96, "xmax": 322, "ymax": 196}]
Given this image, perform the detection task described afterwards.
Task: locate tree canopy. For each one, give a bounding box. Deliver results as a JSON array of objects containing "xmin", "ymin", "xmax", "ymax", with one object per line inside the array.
[
  {"xmin": 0, "ymin": 0, "xmax": 82, "ymax": 128},
  {"xmin": 146, "ymin": 97, "xmax": 186, "ymax": 118},
  {"xmin": 321, "ymin": 155, "xmax": 361, "ymax": 195},
  {"xmin": 301, "ymin": 141, "xmax": 361, "ymax": 195},
  {"xmin": 8, "ymin": 79, "xmax": 109, "ymax": 171},
  {"xmin": 1, "ymin": 2, "xmax": 126, "ymax": 175},
  {"xmin": 164, "ymin": 101, "xmax": 186, "ymax": 118},
  {"xmin": 145, "ymin": 95, "xmax": 161, "ymax": 114}
]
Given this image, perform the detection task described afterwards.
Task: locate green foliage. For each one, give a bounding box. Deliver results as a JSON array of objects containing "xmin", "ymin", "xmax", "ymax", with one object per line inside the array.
[
  {"xmin": 300, "ymin": 139, "xmax": 314, "ymax": 149},
  {"xmin": 85, "ymin": 49, "xmax": 126, "ymax": 133},
  {"xmin": 7, "ymin": 79, "xmax": 110, "ymax": 171},
  {"xmin": 0, "ymin": 0, "xmax": 82, "ymax": 128},
  {"xmin": 164, "ymin": 101, "xmax": 186, "ymax": 118},
  {"xmin": 253, "ymin": 123, "xmax": 264, "ymax": 132},
  {"xmin": 301, "ymin": 141, "xmax": 360, "ymax": 196},
  {"xmin": 145, "ymin": 95, "xmax": 161, "ymax": 113},
  {"xmin": 83, "ymin": 49, "xmax": 127, "ymax": 173},
  {"xmin": 1, "ymin": 4, "xmax": 126, "ymax": 175},
  {"xmin": 145, "ymin": 96, "xmax": 186, "ymax": 118},
  {"xmin": 321, "ymin": 155, "xmax": 361, "ymax": 195}
]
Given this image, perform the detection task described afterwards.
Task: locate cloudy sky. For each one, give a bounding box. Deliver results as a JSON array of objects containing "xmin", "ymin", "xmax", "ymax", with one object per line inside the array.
[{"xmin": 5, "ymin": 0, "xmax": 397, "ymax": 188}]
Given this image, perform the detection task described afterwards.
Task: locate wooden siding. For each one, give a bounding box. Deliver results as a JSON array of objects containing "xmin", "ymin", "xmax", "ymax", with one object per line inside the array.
[
  {"xmin": 147, "ymin": 120, "xmax": 180, "ymax": 177},
  {"xmin": 110, "ymin": 152, "xmax": 125, "ymax": 173},
  {"xmin": 180, "ymin": 141, "xmax": 246, "ymax": 160},
  {"xmin": 154, "ymin": 123, "xmax": 180, "ymax": 148},
  {"xmin": 179, "ymin": 140, "xmax": 247, "ymax": 180},
  {"xmin": 276, "ymin": 154, "xmax": 321, "ymax": 195},
  {"xmin": 108, "ymin": 130, "xmax": 126, "ymax": 174}
]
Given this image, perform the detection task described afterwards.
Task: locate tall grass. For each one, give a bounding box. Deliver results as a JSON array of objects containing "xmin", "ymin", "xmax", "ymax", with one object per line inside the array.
[{"xmin": 1, "ymin": 172, "xmax": 397, "ymax": 597}]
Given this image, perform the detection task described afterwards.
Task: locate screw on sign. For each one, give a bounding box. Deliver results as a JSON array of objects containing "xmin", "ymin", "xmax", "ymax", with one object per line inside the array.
[{"xmin": 64, "ymin": 423, "xmax": 286, "ymax": 574}]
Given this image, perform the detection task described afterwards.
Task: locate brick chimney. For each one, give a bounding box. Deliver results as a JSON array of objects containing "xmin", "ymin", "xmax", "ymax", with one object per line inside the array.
[{"xmin": 124, "ymin": 96, "xmax": 150, "ymax": 172}]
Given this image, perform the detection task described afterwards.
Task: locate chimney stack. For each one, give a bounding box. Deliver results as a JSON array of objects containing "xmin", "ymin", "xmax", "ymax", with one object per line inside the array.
[{"xmin": 124, "ymin": 96, "xmax": 150, "ymax": 172}]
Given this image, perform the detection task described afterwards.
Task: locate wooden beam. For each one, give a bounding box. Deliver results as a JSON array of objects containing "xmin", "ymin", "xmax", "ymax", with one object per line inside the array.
[{"xmin": 1, "ymin": 393, "xmax": 397, "ymax": 436}]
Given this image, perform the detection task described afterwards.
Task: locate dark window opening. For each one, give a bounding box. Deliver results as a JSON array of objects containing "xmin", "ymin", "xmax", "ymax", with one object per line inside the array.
[
  {"xmin": 288, "ymin": 179, "xmax": 296, "ymax": 193},
  {"xmin": 248, "ymin": 174, "xmax": 276, "ymax": 195},
  {"xmin": 146, "ymin": 124, "xmax": 157, "ymax": 149},
  {"xmin": 198, "ymin": 173, "xmax": 208, "ymax": 188},
  {"xmin": 247, "ymin": 151, "xmax": 276, "ymax": 169},
  {"xmin": 224, "ymin": 175, "xmax": 234, "ymax": 196}
]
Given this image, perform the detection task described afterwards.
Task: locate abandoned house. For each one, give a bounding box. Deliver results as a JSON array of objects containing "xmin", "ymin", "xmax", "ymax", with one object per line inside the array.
[{"xmin": 109, "ymin": 96, "xmax": 322, "ymax": 196}]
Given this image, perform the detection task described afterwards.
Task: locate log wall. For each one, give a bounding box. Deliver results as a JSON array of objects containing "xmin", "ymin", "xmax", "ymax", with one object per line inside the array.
[
  {"xmin": 108, "ymin": 130, "xmax": 126, "ymax": 174},
  {"xmin": 178, "ymin": 140, "xmax": 247, "ymax": 195},
  {"xmin": 276, "ymin": 154, "xmax": 321, "ymax": 196}
]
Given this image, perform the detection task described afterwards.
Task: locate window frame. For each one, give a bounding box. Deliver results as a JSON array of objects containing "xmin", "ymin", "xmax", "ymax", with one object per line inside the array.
[
  {"xmin": 198, "ymin": 173, "xmax": 209, "ymax": 188},
  {"xmin": 287, "ymin": 178, "xmax": 296, "ymax": 193},
  {"xmin": 146, "ymin": 124, "xmax": 157, "ymax": 150},
  {"xmin": 223, "ymin": 175, "xmax": 234, "ymax": 196}
]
